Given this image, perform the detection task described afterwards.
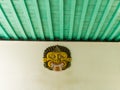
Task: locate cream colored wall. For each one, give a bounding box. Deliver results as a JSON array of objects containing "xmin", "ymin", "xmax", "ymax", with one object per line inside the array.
[{"xmin": 0, "ymin": 41, "xmax": 120, "ymax": 90}]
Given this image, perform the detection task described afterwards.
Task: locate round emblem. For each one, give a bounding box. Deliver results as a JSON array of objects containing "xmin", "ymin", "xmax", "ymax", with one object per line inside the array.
[{"xmin": 43, "ymin": 45, "xmax": 72, "ymax": 71}]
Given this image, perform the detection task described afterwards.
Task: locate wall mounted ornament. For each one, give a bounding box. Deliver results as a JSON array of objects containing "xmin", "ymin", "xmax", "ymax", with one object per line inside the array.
[{"xmin": 43, "ymin": 45, "xmax": 72, "ymax": 71}]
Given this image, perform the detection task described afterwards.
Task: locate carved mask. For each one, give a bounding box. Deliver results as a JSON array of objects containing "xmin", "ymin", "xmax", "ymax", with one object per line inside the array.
[{"xmin": 43, "ymin": 45, "xmax": 71, "ymax": 71}]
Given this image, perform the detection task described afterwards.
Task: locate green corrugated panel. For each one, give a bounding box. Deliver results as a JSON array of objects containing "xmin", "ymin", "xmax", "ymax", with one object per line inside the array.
[
  {"xmin": 109, "ymin": 21, "xmax": 120, "ymax": 41},
  {"xmin": 100, "ymin": 2, "xmax": 120, "ymax": 40},
  {"xmin": 50, "ymin": 0, "xmax": 64, "ymax": 40},
  {"xmin": 49, "ymin": 0, "xmax": 64, "ymax": 40},
  {"xmin": 1, "ymin": 0, "xmax": 27, "ymax": 40},
  {"xmin": 12, "ymin": 0, "xmax": 37, "ymax": 40},
  {"xmin": 73, "ymin": 0, "xmax": 83, "ymax": 39},
  {"xmin": 0, "ymin": 25, "xmax": 10, "ymax": 39},
  {"xmin": 59, "ymin": 0, "xmax": 64, "ymax": 40},
  {"xmin": 0, "ymin": 6, "xmax": 18, "ymax": 39},
  {"xmin": 38, "ymin": 0, "xmax": 54, "ymax": 40},
  {"xmin": 64, "ymin": 0, "xmax": 76, "ymax": 40},
  {"xmin": 92, "ymin": 0, "xmax": 114, "ymax": 40},
  {"xmin": 84, "ymin": 0, "xmax": 102, "ymax": 40},
  {"xmin": 67, "ymin": 0, "xmax": 76, "ymax": 40},
  {"xmin": 81, "ymin": 0, "xmax": 97, "ymax": 40},
  {"xmin": 89, "ymin": 0, "xmax": 108, "ymax": 40},
  {"xmin": 25, "ymin": 0, "xmax": 45, "ymax": 40},
  {"xmin": 0, "ymin": 0, "xmax": 119, "ymax": 41},
  {"xmin": 49, "ymin": 0, "xmax": 59, "ymax": 39},
  {"xmin": 115, "ymin": 34, "xmax": 120, "ymax": 41},
  {"xmin": 76, "ymin": 0, "xmax": 89, "ymax": 40},
  {"xmin": 97, "ymin": 1, "xmax": 117, "ymax": 40}
]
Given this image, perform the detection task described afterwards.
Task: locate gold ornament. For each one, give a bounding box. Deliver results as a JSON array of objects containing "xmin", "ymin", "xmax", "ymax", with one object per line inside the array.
[{"xmin": 43, "ymin": 45, "xmax": 72, "ymax": 71}]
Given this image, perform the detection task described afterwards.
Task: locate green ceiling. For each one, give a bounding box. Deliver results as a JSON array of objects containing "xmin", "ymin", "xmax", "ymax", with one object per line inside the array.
[{"xmin": 0, "ymin": 0, "xmax": 120, "ymax": 41}]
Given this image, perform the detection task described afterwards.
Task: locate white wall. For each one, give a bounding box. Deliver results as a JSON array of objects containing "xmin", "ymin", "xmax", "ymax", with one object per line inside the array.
[{"xmin": 0, "ymin": 41, "xmax": 120, "ymax": 90}]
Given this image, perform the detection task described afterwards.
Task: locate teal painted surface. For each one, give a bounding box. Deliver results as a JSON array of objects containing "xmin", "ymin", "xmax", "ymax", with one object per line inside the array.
[{"xmin": 0, "ymin": 0, "xmax": 120, "ymax": 41}]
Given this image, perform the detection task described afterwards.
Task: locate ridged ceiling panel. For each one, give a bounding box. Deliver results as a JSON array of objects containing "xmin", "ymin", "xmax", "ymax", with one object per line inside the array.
[{"xmin": 0, "ymin": 0, "xmax": 120, "ymax": 41}]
